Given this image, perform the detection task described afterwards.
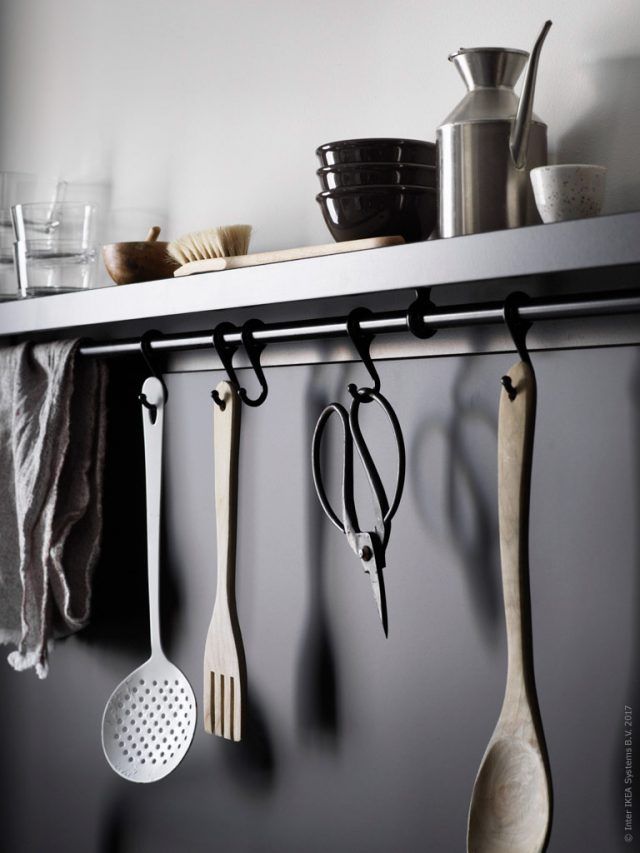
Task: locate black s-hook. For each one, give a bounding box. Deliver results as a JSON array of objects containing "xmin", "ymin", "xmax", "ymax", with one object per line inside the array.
[
  {"xmin": 346, "ymin": 307, "xmax": 380, "ymax": 402},
  {"xmin": 406, "ymin": 288, "xmax": 437, "ymax": 340},
  {"xmin": 138, "ymin": 329, "xmax": 168, "ymax": 420},
  {"xmin": 211, "ymin": 319, "xmax": 269, "ymax": 409},
  {"xmin": 501, "ymin": 291, "xmax": 533, "ymax": 400},
  {"xmin": 211, "ymin": 322, "xmax": 241, "ymax": 410},
  {"xmin": 238, "ymin": 319, "xmax": 268, "ymax": 407}
]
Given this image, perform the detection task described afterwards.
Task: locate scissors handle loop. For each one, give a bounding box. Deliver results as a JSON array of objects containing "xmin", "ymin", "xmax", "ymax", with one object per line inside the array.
[
  {"xmin": 311, "ymin": 403, "xmax": 352, "ymax": 534},
  {"xmin": 311, "ymin": 389, "xmax": 405, "ymax": 539},
  {"xmin": 349, "ymin": 388, "xmax": 405, "ymax": 526}
]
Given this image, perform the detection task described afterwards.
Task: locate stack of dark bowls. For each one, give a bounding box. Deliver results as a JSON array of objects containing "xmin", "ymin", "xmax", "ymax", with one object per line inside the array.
[{"xmin": 315, "ymin": 138, "xmax": 437, "ymax": 243}]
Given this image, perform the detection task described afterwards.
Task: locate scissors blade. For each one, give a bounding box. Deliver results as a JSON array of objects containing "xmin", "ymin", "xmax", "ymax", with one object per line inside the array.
[
  {"xmin": 367, "ymin": 562, "xmax": 388, "ymax": 637},
  {"xmin": 353, "ymin": 532, "xmax": 388, "ymax": 636}
]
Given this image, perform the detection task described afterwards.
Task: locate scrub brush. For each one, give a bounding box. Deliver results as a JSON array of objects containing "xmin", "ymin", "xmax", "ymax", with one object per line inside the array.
[{"xmin": 168, "ymin": 224, "xmax": 252, "ymax": 266}]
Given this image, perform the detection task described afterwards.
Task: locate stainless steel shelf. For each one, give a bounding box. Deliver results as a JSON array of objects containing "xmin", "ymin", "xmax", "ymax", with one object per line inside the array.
[{"xmin": 0, "ymin": 211, "xmax": 639, "ymax": 340}]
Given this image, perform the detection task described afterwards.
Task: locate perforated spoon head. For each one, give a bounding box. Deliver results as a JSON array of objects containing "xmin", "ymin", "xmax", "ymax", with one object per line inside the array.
[{"xmin": 101, "ymin": 656, "xmax": 196, "ymax": 783}]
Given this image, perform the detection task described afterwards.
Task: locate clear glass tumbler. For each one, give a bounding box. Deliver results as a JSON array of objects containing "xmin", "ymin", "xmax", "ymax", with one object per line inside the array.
[
  {"xmin": 0, "ymin": 180, "xmax": 72, "ymax": 299},
  {"xmin": 12, "ymin": 202, "xmax": 96, "ymax": 243},
  {"xmin": 14, "ymin": 239, "xmax": 98, "ymax": 295},
  {"xmin": 12, "ymin": 203, "xmax": 97, "ymax": 296},
  {"xmin": 0, "ymin": 242, "xmax": 17, "ymax": 300}
]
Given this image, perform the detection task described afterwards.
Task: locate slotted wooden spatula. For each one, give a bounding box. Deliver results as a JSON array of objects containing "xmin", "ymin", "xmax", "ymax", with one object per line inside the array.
[{"xmin": 204, "ymin": 380, "xmax": 246, "ymax": 740}]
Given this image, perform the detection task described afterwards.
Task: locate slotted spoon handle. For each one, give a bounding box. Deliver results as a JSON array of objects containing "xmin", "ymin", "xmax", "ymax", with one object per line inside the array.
[
  {"xmin": 141, "ymin": 376, "xmax": 166, "ymax": 657},
  {"xmin": 498, "ymin": 360, "xmax": 536, "ymax": 709},
  {"xmin": 213, "ymin": 381, "xmax": 241, "ymax": 609}
]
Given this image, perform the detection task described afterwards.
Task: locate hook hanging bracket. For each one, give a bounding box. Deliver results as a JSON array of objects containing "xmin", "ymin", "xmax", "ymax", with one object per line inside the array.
[
  {"xmin": 211, "ymin": 322, "xmax": 241, "ymax": 409},
  {"xmin": 503, "ymin": 291, "xmax": 532, "ymax": 365},
  {"xmin": 406, "ymin": 288, "xmax": 437, "ymax": 340},
  {"xmin": 138, "ymin": 329, "xmax": 168, "ymax": 418},
  {"xmin": 346, "ymin": 307, "xmax": 380, "ymax": 402},
  {"xmin": 238, "ymin": 319, "xmax": 269, "ymax": 407},
  {"xmin": 501, "ymin": 291, "xmax": 533, "ymax": 399},
  {"xmin": 211, "ymin": 319, "xmax": 269, "ymax": 409}
]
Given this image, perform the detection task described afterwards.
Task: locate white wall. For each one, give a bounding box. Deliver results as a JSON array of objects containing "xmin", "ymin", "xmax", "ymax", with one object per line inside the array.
[{"xmin": 1, "ymin": 0, "xmax": 639, "ymax": 252}]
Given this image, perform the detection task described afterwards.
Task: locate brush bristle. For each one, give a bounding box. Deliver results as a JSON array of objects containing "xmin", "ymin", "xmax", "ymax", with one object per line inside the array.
[{"xmin": 168, "ymin": 224, "xmax": 252, "ymax": 265}]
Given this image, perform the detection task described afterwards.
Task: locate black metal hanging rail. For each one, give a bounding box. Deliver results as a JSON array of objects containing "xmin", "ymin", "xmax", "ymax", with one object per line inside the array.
[{"xmin": 78, "ymin": 287, "xmax": 640, "ymax": 358}]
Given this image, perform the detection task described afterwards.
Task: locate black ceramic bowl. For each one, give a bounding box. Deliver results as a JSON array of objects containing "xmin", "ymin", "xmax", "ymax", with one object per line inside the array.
[
  {"xmin": 316, "ymin": 185, "xmax": 437, "ymax": 243},
  {"xmin": 316, "ymin": 138, "xmax": 436, "ymax": 167},
  {"xmin": 317, "ymin": 162, "xmax": 437, "ymax": 191}
]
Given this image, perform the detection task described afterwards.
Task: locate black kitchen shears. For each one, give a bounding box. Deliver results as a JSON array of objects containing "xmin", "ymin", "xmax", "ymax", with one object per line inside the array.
[{"xmin": 311, "ymin": 387, "xmax": 405, "ymax": 636}]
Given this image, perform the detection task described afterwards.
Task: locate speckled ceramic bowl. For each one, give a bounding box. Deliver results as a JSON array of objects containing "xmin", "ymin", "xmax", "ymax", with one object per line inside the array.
[{"xmin": 530, "ymin": 165, "xmax": 607, "ymax": 223}]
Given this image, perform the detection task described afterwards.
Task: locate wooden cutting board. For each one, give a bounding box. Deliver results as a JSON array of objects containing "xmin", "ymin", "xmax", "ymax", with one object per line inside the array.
[{"xmin": 173, "ymin": 235, "xmax": 404, "ymax": 277}]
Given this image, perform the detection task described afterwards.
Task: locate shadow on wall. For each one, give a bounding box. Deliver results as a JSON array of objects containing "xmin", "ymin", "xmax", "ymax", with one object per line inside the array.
[
  {"xmin": 296, "ymin": 363, "xmax": 349, "ymax": 745},
  {"xmin": 411, "ymin": 354, "xmax": 502, "ymax": 645},
  {"xmin": 218, "ymin": 687, "xmax": 277, "ymax": 790},
  {"xmin": 556, "ymin": 56, "xmax": 640, "ymax": 213},
  {"xmin": 80, "ymin": 359, "xmax": 181, "ymax": 661},
  {"xmin": 97, "ymin": 747, "xmax": 279, "ymax": 853}
]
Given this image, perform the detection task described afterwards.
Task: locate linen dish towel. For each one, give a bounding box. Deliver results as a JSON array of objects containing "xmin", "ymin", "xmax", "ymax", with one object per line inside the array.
[{"xmin": 0, "ymin": 340, "xmax": 107, "ymax": 678}]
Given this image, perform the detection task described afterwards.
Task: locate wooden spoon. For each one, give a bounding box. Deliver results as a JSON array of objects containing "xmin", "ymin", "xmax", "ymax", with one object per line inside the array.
[{"xmin": 467, "ymin": 361, "xmax": 552, "ymax": 853}]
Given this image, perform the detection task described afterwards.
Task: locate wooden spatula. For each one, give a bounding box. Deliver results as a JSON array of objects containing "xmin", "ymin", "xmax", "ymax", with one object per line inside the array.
[{"xmin": 203, "ymin": 380, "xmax": 246, "ymax": 740}]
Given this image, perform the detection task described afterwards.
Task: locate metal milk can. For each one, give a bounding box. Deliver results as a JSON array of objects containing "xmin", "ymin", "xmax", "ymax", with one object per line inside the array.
[{"xmin": 437, "ymin": 21, "xmax": 552, "ymax": 238}]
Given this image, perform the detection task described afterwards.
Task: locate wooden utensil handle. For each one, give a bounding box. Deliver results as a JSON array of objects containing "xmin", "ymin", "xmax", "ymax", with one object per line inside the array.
[
  {"xmin": 173, "ymin": 235, "xmax": 405, "ymax": 276},
  {"xmin": 213, "ymin": 381, "xmax": 241, "ymax": 608},
  {"xmin": 498, "ymin": 361, "xmax": 536, "ymax": 698}
]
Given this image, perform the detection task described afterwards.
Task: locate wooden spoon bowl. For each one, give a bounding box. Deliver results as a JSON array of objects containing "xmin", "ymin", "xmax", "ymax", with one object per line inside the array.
[
  {"xmin": 102, "ymin": 226, "xmax": 179, "ymax": 285},
  {"xmin": 468, "ymin": 736, "xmax": 550, "ymax": 853}
]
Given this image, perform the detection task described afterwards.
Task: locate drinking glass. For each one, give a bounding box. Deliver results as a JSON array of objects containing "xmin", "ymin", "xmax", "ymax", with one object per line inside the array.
[
  {"xmin": 12, "ymin": 203, "xmax": 97, "ymax": 295},
  {"xmin": 12, "ymin": 202, "xmax": 96, "ymax": 243},
  {"xmin": 14, "ymin": 239, "xmax": 98, "ymax": 295},
  {"xmin": 0, "ymin": 243, "xmax": 16, "ymax": 299},
  {"xmin": 0, "ymin": 174, "xmax": 36, "ymax": 298}
]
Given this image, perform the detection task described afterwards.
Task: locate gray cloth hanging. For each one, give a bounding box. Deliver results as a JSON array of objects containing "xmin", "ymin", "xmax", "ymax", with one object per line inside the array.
[{"xmin": 0, "ymin": 340, "xmax": 107, "ymax": 677}]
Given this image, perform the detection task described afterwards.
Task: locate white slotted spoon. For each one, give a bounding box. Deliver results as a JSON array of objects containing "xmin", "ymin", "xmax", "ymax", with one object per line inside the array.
[{"xmin": 101, "ymin": 377, "xmax": 197, "ymax": 783}]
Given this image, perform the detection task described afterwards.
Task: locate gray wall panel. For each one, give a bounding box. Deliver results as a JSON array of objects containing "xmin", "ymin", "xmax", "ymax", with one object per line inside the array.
[{"xmin": 0, "ymin": 348, "xmax": 636, "ymax": 851}]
